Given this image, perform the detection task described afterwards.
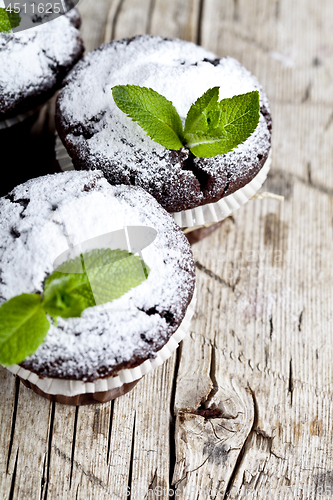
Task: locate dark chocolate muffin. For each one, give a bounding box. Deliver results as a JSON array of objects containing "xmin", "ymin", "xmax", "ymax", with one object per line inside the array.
[
  {"xmin": 0, "ymin": 170, "xmax": 195, "ymax": 403},
  {"xmin": 0, "ymin": 5, "xmax": 84, "ymax": 122},
  {"xmin": 56, "ymin": 35, "xmax": 272, "ymax": 213}
]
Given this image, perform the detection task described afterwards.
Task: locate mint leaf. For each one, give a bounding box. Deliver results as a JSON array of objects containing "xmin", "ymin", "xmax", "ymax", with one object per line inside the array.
[
  {"xmin": 85, "ymin": 249, "xmax": 150, "ymax": 305},
  {"xmin": 7, "ymin": 9, "xmax": 21, "ymax": 29},
  {"xmin": 42, "ymin": 257, "xmax": 96, "ymax": 319},
  {"xmin": 0, "ymin": 8, "xmax": 12, "ymax": 32},
  {"xmin": 184, "ymin": 87, "xmax": 221, "ymax": 135},
  {"xmin": 112, "ymin": 85, "xmax": 184, "ymax": 150},
  {"xmin": 43, "ymin": 248, "xmax": 150, "ymax": 316},
  {"xmin": 184, "ymin": 90, "xmax": 260, "ymax": 158},
  {"xmin": 0, "ymin": 8, "xmax": 21, "ymax": 32},
  {"xmin": 0, "ymin": 294, "xmax": 50, "ymax": 366},
  {"xmin": 75, "ymin": 248, "xmax": 130, "ymax": 272}
]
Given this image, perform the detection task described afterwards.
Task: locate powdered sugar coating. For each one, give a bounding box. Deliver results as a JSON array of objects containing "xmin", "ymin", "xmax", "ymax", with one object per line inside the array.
[
  {"xmin": 0, "ymin": 171, "xmax": 195, "ymax": 381},
  {"xmin": 56, "ymin": 36, "xmax": 272, "ymax": 212},
  {"xmin": 0, "ymin": 8, "xmax": 84, "ymax": 120}
]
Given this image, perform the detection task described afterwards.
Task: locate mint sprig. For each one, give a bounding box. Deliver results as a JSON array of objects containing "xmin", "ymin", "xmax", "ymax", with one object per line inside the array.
[
  {"xmin": 112, "ymin": 85, "xmax": 260, "ymax": 158},
  {"xmin": 0, "ymin": 8, "xmax": 21, "ymax": 33},
  {"xmin": 0, "ymin": 248, "xmax": 150, "ymax": 366}
]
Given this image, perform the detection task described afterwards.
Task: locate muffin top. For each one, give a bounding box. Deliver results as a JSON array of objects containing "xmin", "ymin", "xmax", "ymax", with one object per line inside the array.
[
  {"xmin": 0, "ymin": 170, "xmax": 195, "ymax": 381},
  {"xmin": 0, "ymin": 6, "xmax": 84, "ymax": 120},
  {"xmin": 56, "ymin": 35, "xmax": 271, "ymax": 212}
]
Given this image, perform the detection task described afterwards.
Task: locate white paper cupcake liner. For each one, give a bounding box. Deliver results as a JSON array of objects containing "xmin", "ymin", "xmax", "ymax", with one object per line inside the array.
[
  {"xmin": 0, "ymin": 105, "xmax": 43, "ymax": 130},
  {"xmin": 5, "ymin": 289, "xmax": 196, "ymax": 397},
  {"xmin": 55, "ymin": 133, "xmax": 272, "ymax": 229}
]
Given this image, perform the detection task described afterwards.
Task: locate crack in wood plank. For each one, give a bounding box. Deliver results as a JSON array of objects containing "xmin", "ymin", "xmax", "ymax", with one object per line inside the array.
[
  {"xmin": 69, "ymin": 406, "xmax": 79, "ymax": 489},
  {"xmin": 107, "ymin": 400, "xmax": 115, "ymax": 466},
  {"xmin": 75, "ymin": 483, "xmax": 80, "ymax": 500},
  {"xmin": 146, "ymin": 0, "xmax": 156, "ymax": 34},
  {"xmin": 222, "ymin": 387, "xmax": 283, "ymax": 499},
  {"xmin": 269, "ymin": 315, "xmax": 274, "ymax": 340},
  {"xmin": 111, "ymin": 0, "xmax": 125, "ymax": 40},
  {"xmin": 196, "ymin": 0, "xmax": 205, "ymax": 45},
  {"xmin": 6, "ymin": 377, "xmax": 20, "ymax": 474},
  {"xmin": 169, "ymin": 345, "xmax": 181, "ymax": 494},
  {"xmin": 233, "ymin": 0, "xmax": 239, "ymax": 21},
  {"xmin": 324, "ymin": 109, "xmax": 333, "ymax": 131},
  {"xmin": 103, "ymin": 0, "xmax": 125, "ymax": 43},
  {"xmin": 174, "ymin": 456, "xmax": 211, "ymax": 489},
  {"xmin": 8, "ymin": 448, "xmax": 19, "ymax": 500},
  {"xmin": 288, "ymin": 358, "xmax": 294, "ymax": 406},
  {"xmin": 202, "ymin": 342, "xmax": 219, "ymax": 409},
  {"xmin": 307, "ymin": 162, "xmax": 312, "ymax": 185},
  {"xmin": 127, "ymin": 411, "xmax": 136, "ymax": 500},
  {"xmin": 40, "ymin": 454, "xmax": 47, "ymax": 500},
  {"xmin": 41, "ymin": 402, "xmax": 56, "ymax": 500},
  {"xmin": 143, "ymin": 468, "xmax": 158, "ymax": 499},
  {"xmin": 298, "ymin": 310, "xmax": 304, "ymax": 332},
  {"xmin": 301, "ymin": 82, "xmax": 312, "ymax": 103}
]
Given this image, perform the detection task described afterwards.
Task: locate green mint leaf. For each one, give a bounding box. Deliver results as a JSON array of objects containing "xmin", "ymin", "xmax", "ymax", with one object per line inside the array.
[
  {"xmin": 112, "ymin": 85, "xmax": 184, "ymax": 150},
  {"xmin": 42, "ymin": 258, "xmax": 96, "ymax": 320},
  {"xmin": 184, "ymin": 87, "xmax": 221, "ymax": 135},
  {"xmin": 184, "ymin": 90, "xmax": 260, "ymax": 158},
  {"xmin": 0, "ymin": 8, "xmax": 12, "ymax": 32},
  {"xmin": 0, "ymin": 294, "xmax": 50, "ymax": 366},
  {"xmin": 7, "ymin": 9, "xmax": 21, "ymax": 29},
  {"xmin": 43, "ymin": 248, "xmax": 150, "ymax": 317},
  {"xmin": 0, "ymin": 8, "xmax": 21, "ymax": 32},
  {"xmin": 84, "ymin": 249, "xmax": 150, "ymax": 305}
]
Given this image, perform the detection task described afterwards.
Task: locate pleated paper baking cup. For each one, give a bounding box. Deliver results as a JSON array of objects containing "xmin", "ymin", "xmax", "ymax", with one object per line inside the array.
[
  {"xmin": 0, "ymin": 105, "xmax": 42, "ymax": 130},
  {"xmin": 5, "ymin": 289, "xmax": 196, "ymax": 400},
  {"xmin": 55, "ymin": 133, "xmax": 271, "ymax": 229}
]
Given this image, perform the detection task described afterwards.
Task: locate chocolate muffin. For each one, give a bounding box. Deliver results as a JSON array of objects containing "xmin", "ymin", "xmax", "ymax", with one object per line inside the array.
[
  {"xmin": 0, "ymin": 170, "xmax": 196, "ymax": 404},
  {"xmin": 56, "ymin": 35, "xmax": 272, "ymax": 214},
  {"xmin": 0, "ymin": 3, "xmax": 84, "ymax": 124}
]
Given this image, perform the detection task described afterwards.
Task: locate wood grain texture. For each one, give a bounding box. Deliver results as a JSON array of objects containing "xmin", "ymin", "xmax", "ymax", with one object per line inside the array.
[{"xmin": 1, "ymin": 0, "xmax": 333, "ymax": 498}]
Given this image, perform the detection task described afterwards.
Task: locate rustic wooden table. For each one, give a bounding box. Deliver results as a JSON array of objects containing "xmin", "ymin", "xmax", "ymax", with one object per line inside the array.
[{"xmin": 1, "ymin": 0, "xmax": 333, "ymax": 498}]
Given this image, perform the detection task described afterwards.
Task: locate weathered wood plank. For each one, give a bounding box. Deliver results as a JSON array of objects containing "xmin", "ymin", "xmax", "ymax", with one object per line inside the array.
[
  {"xmin": 0, "ymin": 368, "xmax": 18, "ymax": 496},
  {"xmin": 1, "ymin": 375, "xmax": 53, "ymax": 500},
  {"xmin": 108, "ymin": 0, "xmax": 153, "ymax": 40},
  {"xmin": 78, "ymin": 0, "xmax": 117, "ymax": 51},
  {"xmin": 120, "ymin": 358, "xmax": 176, "ymax": 499},
  {"xmin": 150, "ymin": 0, "xmax": 201, "ymax": 42}
]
